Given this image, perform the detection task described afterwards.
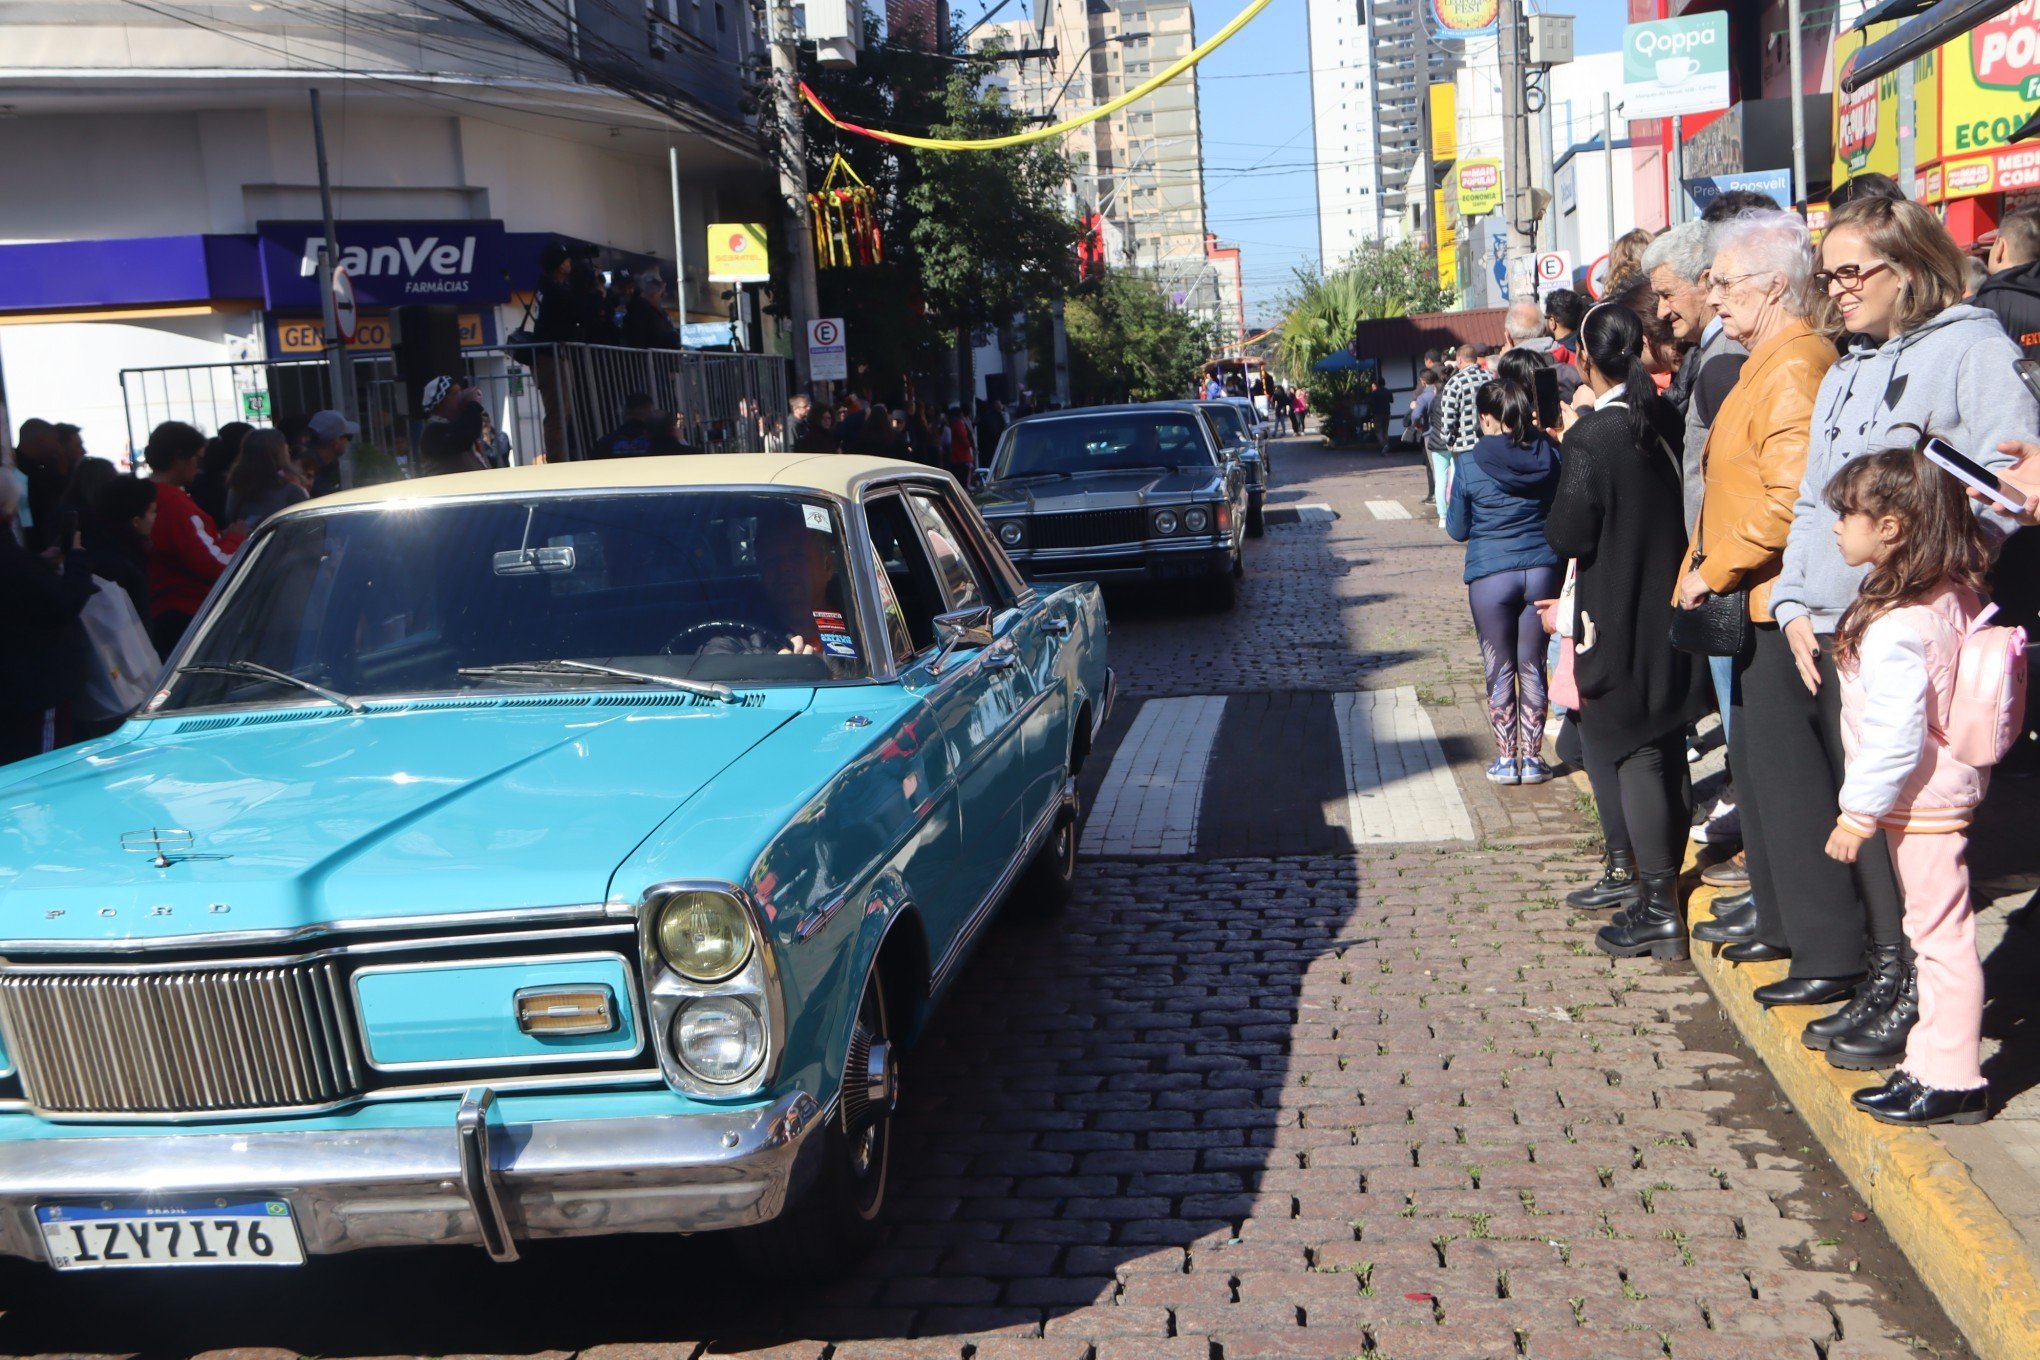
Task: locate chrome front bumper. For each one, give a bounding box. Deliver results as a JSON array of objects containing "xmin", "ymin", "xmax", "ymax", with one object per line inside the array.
[{"xmin": 0, "ymin": 1086, "xmax": 823, "ymax": 1266}]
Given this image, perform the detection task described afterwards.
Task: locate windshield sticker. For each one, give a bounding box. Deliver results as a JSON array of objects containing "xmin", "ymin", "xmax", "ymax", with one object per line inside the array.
[
  {"xmin": 813, "ymin": 611, "xmax": 857, "ymax": 658},
  {"xmin": 803, "ymin": 504, "xmax": 832, "ymax": 532}
]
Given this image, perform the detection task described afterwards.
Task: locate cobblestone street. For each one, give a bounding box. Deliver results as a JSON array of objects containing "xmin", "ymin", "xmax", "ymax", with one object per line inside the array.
[{"xmin": 0, "ymin": 438, "xmax": 1966, "ymax": 1360}]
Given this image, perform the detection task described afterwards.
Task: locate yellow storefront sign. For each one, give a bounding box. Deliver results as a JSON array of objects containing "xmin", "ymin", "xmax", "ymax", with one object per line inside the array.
[
  {"xmin": 1434, "ymin": 187, "xmax": 1458, "ymax": 290},
  {"xmin": 1934, "ymin": 3, "xmax": 2040, "ymax": 201},
  {"xmin": 1457, "ymin": 158, "xmax": 1504, "ymax": 217},
  {"xmin": 1831, "ymin": 22, "xmax": 1902, "ymax": 184},
  {"xmin": 273, "ymin": 312, "xmax": 484, "ymax": 355},
  {"xmin": 1429, "ymin": 83, "xmax": 1458, "ymax": 163},
  {"xmin": 707, "ymin": 222, "xmax": 771, "ymax": 282}
]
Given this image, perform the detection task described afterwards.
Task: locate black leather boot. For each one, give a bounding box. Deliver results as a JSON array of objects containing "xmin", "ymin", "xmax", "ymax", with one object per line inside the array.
[
  {"xmin": 1693, "ymin": 896, "xmax": 1759, "ymax": 944},
  {"xmin": 1705, "ymin": 886, "xmax": 1754, "ymax": 915},
  {"xmin": 1803, "ymin": 943, "xmax": 1903, "ymax": 1052},
  {"xmin": 1567, "ymin": 849, "xmax": 1640, "ymax": 911},
  {"xmin": 1595, "ymin": 872, "xmax": 1688, "ymax": 961},
  {"xmin": 1852, "ymin": 1073, "xmax": 1988, "ymax": 1126},
  {"xmin": 1753, "ymin": 974, "xmax": 1862, "ymax": 1008},
  {"xmin": 1827, "ymin": 962, "xmax": 1920, "ymax": 1070}
]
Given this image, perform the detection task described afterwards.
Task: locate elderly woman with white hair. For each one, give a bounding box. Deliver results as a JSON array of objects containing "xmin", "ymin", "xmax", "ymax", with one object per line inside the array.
[
  {"xmin": 0, "ymin": 465, "xmax": 99, "ymax": 766},
  {"xmin": 1671, "ymin": 210, "xmax": 1852, "ymax": 982}
]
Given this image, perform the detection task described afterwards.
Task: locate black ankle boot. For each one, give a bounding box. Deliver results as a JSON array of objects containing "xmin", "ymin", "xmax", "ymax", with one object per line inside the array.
[
  {"xmin": 1803, "ymin": 943, "xmax": 1902, "ymax": 1052},
  {"xmin": 1595, "ymin": 872, "xmax": 1687, "ymax": 961},
  {"xmin": 1828, "ymin": 963, "xmax": 1920, "ymax": 1070},
  {"xmin": 1568, "ymin": 849, "xmax": 1639, "ymax": 910}
]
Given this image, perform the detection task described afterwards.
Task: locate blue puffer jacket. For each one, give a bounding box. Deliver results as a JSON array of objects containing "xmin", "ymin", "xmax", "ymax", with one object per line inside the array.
[{"xmin": 1446, "ymin": 433, "xmax": 1561, "ymax": 584}]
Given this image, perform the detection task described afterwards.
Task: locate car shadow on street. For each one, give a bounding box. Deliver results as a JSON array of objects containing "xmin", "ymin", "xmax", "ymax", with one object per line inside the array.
[{"xmin": 0, "ymin": 863, "xmax": 1367, "ymax": 1359}]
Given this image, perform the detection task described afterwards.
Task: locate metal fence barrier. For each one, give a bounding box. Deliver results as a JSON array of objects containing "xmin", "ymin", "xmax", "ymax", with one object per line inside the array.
[{"xmin": 119, "ymin": 344, "xmax": 791, "ymax": 474}]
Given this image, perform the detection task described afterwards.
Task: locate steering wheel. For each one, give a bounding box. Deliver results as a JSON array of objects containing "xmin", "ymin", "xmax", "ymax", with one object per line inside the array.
[{"xmin": 660, "ymin": 618, "xmax": 789, "ymax": 655}]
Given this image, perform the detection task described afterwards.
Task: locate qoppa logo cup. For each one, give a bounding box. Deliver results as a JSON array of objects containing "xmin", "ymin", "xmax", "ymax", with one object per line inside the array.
[{"xmin": 1656, "ymin": 55, "xmax": 1702, "ymax": 83}]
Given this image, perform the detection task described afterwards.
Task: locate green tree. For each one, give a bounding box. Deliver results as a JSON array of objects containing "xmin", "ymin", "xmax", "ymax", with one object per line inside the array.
[
  {"xmin": 1275, "ymin": 239, "xmax": 1454, "ymax": 396},
  {"xmin": 785, "ymin": 27, "xmax": 1081, "ymax": 397},
  {"xmin": 1035, "ymin": 271, "xmax": 1219, "ymax": 405}
]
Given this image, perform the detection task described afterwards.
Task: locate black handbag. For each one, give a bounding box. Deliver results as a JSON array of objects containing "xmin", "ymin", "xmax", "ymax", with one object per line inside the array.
[{"xmin": 1668, "ymin": 545, "xmax": 1750, "ymax": 657}]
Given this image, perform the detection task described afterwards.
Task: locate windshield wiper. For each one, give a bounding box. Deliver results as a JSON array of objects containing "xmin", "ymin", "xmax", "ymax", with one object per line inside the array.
[
  {"xmin": 1001, "ymin": 469, "xmax": 1073, "ymax": 481},
  {"xmin": 458, "ymin": 659, "xmax": 738, "ymax": 705},
  {"xmin": 177, "ymin": 661, "xmax": 363, "ymax": 713}
]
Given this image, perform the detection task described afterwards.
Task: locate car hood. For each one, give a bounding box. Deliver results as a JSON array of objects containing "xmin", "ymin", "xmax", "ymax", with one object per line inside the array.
[
  {"xmin": 0, "ymin": 696, "xmax": 808, "ymax": 947},
  {"xmin": 978, "ymin": 467, "xmax": 1222, "ymax": 512}
]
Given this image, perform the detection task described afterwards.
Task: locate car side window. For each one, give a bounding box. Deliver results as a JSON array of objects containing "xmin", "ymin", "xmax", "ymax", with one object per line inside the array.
[
  {"xmin": 906, "ymin": 492, "xmax": 987, "ymax": 612},
  {"xmin": 864, "ymin": 494, "xmax": 945, "ymax": 655}
]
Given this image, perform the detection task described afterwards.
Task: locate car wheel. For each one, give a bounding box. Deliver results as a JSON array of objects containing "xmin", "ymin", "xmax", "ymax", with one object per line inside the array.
[
  {"xmin": 734, "ymin": 974, "xmax": 894, "ymax": 1278},
  {"xmin": 1015, "ymin": 786, "xmax": 1078, "ymax": 915},
  {"xmin": 1246, "ymin": 493, "xmax": 1266, "ymax": 538}
]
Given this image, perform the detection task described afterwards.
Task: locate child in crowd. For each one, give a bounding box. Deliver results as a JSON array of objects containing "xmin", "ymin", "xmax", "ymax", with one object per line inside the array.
[{"xmin": 1823, "ymin": 445, "xmax": 2004, "ymax": 1127}]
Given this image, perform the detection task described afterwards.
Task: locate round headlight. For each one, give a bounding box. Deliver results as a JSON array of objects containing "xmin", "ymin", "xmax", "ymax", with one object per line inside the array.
[
  {"xmin": 997, "ymin": 520, "xmax": 1025, "ymax": 547},
  {"xmin": 656, "ymin": 891, "xmax": 754, "ymax": 982},
  {"xmin": 1183, "ymin": 507, "xmax": 1211, "ymax": 533},
  {"xmin": 1152, "ymin": 509, "xmax": 1180, "ymax": 535},
  {"xmin": 672, "ymin": 997, "xmax": 765, "ymax": 1084}
]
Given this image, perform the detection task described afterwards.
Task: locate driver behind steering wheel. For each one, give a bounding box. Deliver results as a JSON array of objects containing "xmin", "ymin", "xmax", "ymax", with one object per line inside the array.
[{"xmin": 693, "ymin": 501, "xmax": 854, "ymax": 674}]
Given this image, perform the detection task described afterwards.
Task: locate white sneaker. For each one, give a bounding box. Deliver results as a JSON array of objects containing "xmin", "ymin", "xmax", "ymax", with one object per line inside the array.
[{"xmin": 1690, "ymin": 798, "xmax": 1741, "ymax": 844}]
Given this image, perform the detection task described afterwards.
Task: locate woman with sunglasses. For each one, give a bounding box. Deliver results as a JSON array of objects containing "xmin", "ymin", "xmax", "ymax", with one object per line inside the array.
[{"xmin": 1766, "ymin": 197, "xmax": 2034, "ymax": 1061}]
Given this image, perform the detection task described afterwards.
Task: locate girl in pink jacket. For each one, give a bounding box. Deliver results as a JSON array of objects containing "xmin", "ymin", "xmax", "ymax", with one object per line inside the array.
[{"xmin": 1822, "ymin": 446, "xmax": 1998, "ymax": 1127}]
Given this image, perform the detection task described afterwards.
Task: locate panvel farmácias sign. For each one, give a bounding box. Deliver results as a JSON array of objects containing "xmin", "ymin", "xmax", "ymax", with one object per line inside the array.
[{"xmin": 256, "ymin": 220, "xmax": 508, "ymax": 310}]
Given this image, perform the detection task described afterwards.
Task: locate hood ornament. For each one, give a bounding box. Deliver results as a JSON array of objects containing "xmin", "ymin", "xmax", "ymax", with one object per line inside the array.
[{"xmin": 120, "ymin": 828, "xmax": 228, "ymax": 869}]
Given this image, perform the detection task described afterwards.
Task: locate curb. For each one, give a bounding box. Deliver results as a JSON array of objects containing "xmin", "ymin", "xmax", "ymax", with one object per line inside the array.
[{"xmin": 1680, "ymin": 874, "xmax": 2040, "ymax": 1360}]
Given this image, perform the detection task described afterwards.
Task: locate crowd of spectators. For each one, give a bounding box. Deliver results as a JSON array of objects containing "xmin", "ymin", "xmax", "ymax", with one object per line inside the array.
[{"xmin": 1430, "ymin": 181, "xmax": 2040, "ymax": 1128}]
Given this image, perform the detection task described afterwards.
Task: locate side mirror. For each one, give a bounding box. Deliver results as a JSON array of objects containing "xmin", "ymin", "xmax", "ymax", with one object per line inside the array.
[
  {"xmin": 970, "ymin": 468, "xmax": 991, "ymax": 490},
  {"xmin": 929, "ymin": 604, "xmax": 994, "ymax": 675}
]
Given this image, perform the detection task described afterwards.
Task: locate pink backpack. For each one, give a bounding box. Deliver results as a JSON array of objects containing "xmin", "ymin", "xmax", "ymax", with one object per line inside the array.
[{"xmin": 1939, "ymin": 604, "xmax": 2030, "ymax": 768}]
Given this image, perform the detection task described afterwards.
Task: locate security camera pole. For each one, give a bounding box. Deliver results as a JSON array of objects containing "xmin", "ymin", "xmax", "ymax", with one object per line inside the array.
[{"xmin": 766, "ymin": 0, "xmax": 820, "ymax": 391}]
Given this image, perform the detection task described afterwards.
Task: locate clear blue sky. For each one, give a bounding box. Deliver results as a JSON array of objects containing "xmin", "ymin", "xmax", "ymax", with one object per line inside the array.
[{"xmin": 1179, "ymin": 0, "xmax": 1636, "ymax": 326}]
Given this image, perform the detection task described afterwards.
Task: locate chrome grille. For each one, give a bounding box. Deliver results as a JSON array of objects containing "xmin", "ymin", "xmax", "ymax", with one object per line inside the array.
[
  {"xmin": 1032, "ymin": 508, "xmax": 1147, "ymax": 550},
  {"xmin": 0, "ymin": 960, "xmax": 364, "ymax": 1115}
]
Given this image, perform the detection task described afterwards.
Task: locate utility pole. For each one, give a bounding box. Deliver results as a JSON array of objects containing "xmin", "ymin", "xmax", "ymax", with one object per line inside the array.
[
  {"xmin": 308, "ymin": 90, "xmax": 353, "ymax": 422},
  {"xmin": 1500, "ymin": 0, "xmax": 1536, "ymax": 297},
  {"xmin": 1670, "ymin": 114, "xmax": 1685, "ymax": 224},
  {"xmin": 766, "ymin": 0, "xmax": 820, "ymax": 391},
  {"xmin": 670, "ymin": 146, "xmax": 688, "ymax": 325},
  {"xmin": 1603, "ymin": 94, "xmax": 1618, "ymax": 268},
  {"xmin": 1786, "ymin": 0, "xmax": 1808, "ymax": 208}
]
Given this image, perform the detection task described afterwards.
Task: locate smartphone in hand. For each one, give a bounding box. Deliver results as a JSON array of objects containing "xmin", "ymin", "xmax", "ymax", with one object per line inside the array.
[
  {"xmin": 1923, "ymin": 436, "xmax": 2029, "ymax": 514},
  {"xmin": 1533, "ymin": 367, "xmax": 1562, "ymax": 432}
]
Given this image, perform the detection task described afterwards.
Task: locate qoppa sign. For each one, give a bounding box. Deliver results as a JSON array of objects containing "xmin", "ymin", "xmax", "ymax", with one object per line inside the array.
[
  {"xmin": 256, "ymin": 220, "xmax": 508, "ymax": 310},
  {"xmin": 1622, "ymin": 13, "xmax": 1729, "ymax": 121}
]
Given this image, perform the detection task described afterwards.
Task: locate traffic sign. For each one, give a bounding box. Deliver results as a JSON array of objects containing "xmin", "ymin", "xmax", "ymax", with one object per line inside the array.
[
  {"xmin": 1534, "ymin": 251, "xmax": 1574, "ymax": 291},
  {"xmin": 331, "ymin": 266, "xmax": 358, "ymax": 343},
  {"xmin": 807, "ymin": 317, "xmax": 848, "ymax": 382},
  {"xmin": 1585, "ymin": 253, "xmax": 1611, "ymax": 299}
]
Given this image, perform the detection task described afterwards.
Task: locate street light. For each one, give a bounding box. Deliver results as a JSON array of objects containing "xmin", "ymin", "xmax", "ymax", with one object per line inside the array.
[{"xmin": 1043, "ymin": 31, "xmax": 1151, "ymax": 119}]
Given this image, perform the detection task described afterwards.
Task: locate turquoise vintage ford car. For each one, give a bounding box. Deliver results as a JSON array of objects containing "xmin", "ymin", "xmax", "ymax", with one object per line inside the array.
[{"xmin": 0, "ymin": 455, "xmax": 1111, "ymax": 1275}]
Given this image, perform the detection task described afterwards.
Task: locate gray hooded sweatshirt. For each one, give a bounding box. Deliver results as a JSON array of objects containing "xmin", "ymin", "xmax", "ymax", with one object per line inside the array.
[{"xmin": 1771, "ymin": 304, "xmax": 2032, "ymax": 634}]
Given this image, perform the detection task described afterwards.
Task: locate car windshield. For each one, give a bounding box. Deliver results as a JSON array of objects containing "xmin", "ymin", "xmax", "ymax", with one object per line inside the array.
[
  {"xmin": 996, "ymin": 413, "xmax": 1213, "ymax": 479},
  {"xmin": 155, "ymin": 490, "xmax": 869, "ymax": 712},
  {"xmin": 1204, "ymin": 406, "xmax": 1251, "ymax": 449}
]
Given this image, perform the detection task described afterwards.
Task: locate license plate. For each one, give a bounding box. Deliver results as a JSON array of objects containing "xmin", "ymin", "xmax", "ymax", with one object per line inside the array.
[{"xmin": 37, "ymin": 1198, "xmax": 305, "ymax": 1270}]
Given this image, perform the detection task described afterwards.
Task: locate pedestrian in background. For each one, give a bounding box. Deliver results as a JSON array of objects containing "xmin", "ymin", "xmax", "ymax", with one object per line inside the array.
[
  {"xmin": 1448, "ymin": 378, "xmax": 1562, "ymax": 786},
  {"xmin": 143, "ymin": 420, "xmax": 240, "ymax": 657},
  {"xmin": 1429, "ymin": 344, "xmax": 1490, "ymax": 527},
  {"xmin": 189, "ymin": 421, "xmax": 249, "ymax": 527},
  {"xmin": 1546, "ymin": 302, "xmax": 1708, "ymax": 962},
  {"xmin": 83, "ymin": 474, "xmax": 158, "ymax": 620},
  {"xmin": 225, "ymin": 428, "xmax": 309, "ymax": 530},
  {"xmin": 304, "ymin": 410, "xmax": 358, "ymax": 497},
  {"xmin": 0, "ymin": 471, "xmax": 95, "ymax": 766},
  {"xmin": 1768, "ymin": 196, "xmax": 2034, "ymax": 1036}
]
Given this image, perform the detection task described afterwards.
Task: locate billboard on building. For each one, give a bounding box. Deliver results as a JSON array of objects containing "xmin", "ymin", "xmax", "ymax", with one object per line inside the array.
[
  {"xmin": 1430, "ymin": 83, "xmax": 1459, "ymax": 163},
  {"xmin": 1934, "ymin": 4, "xmax": 2040, "ymax": 202},
  {"xmin": 707, "ymin": 223, "xmax": 771, "ymax": 282},
  {"xmin": 1831, "ymin": 23, "xmax": 1903, "ymax": 185},
  {"xmin": 1621, "ymin": 13, "xmax": 1730, "ymax": 120},
  {"xmin": 1457, "ymin": 159, "xmax": 1504, "ymax": 217},
  {"xmin": 1426, "ymin": 0, "xmax": 1498, "ymax": 42}
]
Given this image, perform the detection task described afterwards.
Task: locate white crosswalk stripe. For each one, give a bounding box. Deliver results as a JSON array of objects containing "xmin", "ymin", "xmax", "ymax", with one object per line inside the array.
[
  {"xmin": 1080, "ymin": 696, "xmax": 1227, "ymax": 857},
  {"xmin": 1333, "ymin": 688, "xmax": 1476, "ymax": 843},
  {"xmin": 1365, "ymin": 500, "xmax": 1412, "ymax": 521}
]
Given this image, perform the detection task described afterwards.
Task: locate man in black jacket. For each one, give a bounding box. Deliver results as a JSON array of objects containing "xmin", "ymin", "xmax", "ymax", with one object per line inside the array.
[
  {"xmin": 0, "ymin": 472, "xmax": 96, "ymax": 765},
  {"xmin": 1977, "ymin": 209, "xmax": 2040, "ymax": 357}
]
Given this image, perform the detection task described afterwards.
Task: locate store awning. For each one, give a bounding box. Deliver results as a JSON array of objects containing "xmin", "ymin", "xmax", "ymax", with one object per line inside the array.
[{"xmin": 1842, "ymin": 0, "xmax": 2022, "ymax": 91}]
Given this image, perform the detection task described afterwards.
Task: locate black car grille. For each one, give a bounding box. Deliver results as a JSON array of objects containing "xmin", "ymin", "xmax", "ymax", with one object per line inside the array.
[{"xmin": 1031, "ymin": 508, "xmax": 1147, "ymax": 550}]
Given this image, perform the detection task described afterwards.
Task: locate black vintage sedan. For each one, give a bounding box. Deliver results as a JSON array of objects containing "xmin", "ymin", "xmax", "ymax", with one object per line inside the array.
[{"xmin": 973, "ymin": 403, "xmax": 1250, "ymax": 609}]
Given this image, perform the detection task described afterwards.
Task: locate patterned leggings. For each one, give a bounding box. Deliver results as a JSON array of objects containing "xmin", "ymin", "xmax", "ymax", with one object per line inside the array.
[{"xmin": 1469, "ymin": 565, "xmax": 1562, "ymax": 760}]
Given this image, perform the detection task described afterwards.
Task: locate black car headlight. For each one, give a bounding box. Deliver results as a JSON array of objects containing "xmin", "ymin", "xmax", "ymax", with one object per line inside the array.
[
  {"xmin": 1183, "ymin": 506, "xmax": 1211, "ymax": 534},
  {"xmin": 1152, "ymin": 509, "xmax": 1180, "ymax": 535}
]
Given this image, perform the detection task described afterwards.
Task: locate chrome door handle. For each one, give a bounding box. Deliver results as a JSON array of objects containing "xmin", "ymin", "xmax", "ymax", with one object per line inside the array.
[
  {"xmin": 1041, "ymin": 619, "xmax": 1071, "ymax": 636},
  {"xmin": 981, "ymin": 652, "xmax": 1018, "ymax": 671}
]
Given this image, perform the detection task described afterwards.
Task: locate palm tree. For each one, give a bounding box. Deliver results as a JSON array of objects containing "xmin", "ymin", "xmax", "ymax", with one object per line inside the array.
[{"xmin": 1276, "ymin": 240, "xmax": 1455, "ymax": 381}]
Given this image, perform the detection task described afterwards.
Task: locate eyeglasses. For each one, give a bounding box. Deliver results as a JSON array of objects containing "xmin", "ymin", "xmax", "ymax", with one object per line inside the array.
[
  {"xmin": 1705, "ymin": 271, "xmax": 1767, "ymax": 296},
  {"xmin": 1813, "ymin": 260, "xmax": 1894, "ymax": 293}
]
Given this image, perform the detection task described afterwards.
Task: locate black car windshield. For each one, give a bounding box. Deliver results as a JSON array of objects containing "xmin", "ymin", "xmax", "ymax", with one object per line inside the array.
[
  {"xmin": 996, "ymin": 413, "xmax": 1214, "ymax": 479},
  {"xmin": 155, "ymin": 490, "xmax": 868, "ymax": 712},
  {"xmin": 1203, "ymin": 406, "xmax": 1251, "ymax": 450}
]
